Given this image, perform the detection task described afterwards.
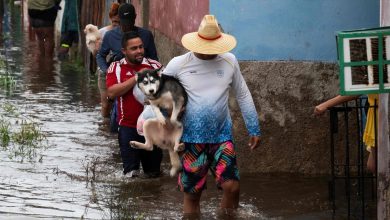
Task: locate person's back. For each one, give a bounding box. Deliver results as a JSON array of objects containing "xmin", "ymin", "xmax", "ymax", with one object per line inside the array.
[
  {"xmin": 96, "ymin": 3, "xmax": 158, "ymax": 74},
  {"xmin": 28, "ymin": 0, "xmax": 58, "ymax": 10}
]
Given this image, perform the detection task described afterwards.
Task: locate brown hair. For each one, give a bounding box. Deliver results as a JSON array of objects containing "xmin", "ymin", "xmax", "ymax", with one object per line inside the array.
[{"xmin": 109, "ymin": 3, "xmax": 120, "ymax": 18}]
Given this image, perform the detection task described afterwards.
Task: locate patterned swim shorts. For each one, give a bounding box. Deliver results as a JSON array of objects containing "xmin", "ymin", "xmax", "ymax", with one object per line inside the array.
[{"xmin": 178, "ymin": 141, "xmax": 240, "ymax": 193}]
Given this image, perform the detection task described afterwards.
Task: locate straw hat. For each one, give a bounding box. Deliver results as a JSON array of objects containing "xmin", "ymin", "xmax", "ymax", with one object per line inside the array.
[{"xmin": 181, "ymin": 15, "xmax": 237, "ymax": 54}]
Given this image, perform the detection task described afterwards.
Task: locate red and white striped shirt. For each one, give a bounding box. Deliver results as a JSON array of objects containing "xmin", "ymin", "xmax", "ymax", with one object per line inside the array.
[{"xmin": 106, "ymin": 57, "xmax": 161, "ymax": 128}]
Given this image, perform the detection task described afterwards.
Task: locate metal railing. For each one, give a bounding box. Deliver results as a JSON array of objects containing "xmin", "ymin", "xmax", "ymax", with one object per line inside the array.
[{"xmin": 328, "ymin": 97, "xmax": 377, "ymax": 219}]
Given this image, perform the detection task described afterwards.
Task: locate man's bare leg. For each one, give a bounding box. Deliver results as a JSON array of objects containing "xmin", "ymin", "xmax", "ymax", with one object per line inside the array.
[
  {"xmin": 183, "ymin": 192, "xmax": 201, "ymax": 215},
  {"xmin": 220, "ymin": 180, "xmax": 240, "ymax": 209},
  {"xmin": 367, "ymin": 148, "xmax": 376, "ymax": 173},
  {"xmin": 42, "ymin": 27, "xmax": 55, "ymax": 57}
]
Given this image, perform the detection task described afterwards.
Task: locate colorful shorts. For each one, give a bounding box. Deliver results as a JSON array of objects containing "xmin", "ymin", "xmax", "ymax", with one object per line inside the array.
[{"xmin": 178, "ymin": 141, "xmax": 240, "ymax": 193}]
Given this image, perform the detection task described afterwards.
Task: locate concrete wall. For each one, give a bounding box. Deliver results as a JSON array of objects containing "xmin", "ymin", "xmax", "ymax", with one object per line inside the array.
[{"xmin": 234, "ymin": 61, "xmax": 339, "ymax": 173}]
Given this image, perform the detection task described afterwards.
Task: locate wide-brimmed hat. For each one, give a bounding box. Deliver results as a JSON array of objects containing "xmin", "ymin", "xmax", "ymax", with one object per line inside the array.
[
  {"xmin": 181, "ymin": 15, "xmax": 236, "ymax": 54},
  {"xmin": 118, "ymin": 3, "xmax": 136, "ymax": 26}
]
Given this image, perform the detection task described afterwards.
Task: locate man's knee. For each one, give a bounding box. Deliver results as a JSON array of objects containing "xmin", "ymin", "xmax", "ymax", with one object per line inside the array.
[
  {"xmin": 221, "ymin": 180, "xmax": 240, "ymax": 194},
  {"xmin": 184, "ymin": 192, "xmax": 201, "ymax": 203}
]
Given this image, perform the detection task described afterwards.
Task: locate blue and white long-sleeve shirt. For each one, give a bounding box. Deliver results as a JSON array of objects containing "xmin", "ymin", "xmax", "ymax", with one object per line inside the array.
[{"xmin": 163, "ymin": 52, "xmax": 261, "ymax": 143}]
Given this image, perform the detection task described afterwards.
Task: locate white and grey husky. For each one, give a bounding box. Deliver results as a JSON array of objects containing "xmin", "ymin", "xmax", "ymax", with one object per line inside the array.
[{"xmin": 130, "ymin": 68, "xmax": 187, "ymax": 177}]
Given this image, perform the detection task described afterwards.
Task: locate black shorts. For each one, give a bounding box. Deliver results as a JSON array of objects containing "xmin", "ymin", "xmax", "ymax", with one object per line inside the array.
[
  {"xmin": 60, "ymin": 31, "xmax": 79, "ymax": 47},
  {"xmin": 28, "ymin": 6, "xmax": 58, "ymax": 28}
]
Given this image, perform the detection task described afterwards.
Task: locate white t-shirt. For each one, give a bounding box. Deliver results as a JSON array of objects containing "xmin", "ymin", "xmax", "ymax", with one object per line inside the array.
[
  {"xmin": 98, "ymin": 26, "xmax": 111, "ymax": 39},
  {"xmin": 163, "ymin": 52, "xmax": 260, "ymax": 143}
]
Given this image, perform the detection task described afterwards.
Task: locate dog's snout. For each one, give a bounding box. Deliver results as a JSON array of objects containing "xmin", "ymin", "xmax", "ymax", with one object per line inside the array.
[{"xmin": 149, "ymin": 89, "xmax": 154, "ymax": 94}]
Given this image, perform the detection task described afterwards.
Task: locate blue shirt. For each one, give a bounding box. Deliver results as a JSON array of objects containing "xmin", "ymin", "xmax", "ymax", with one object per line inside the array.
[{"xmin": 96, "ymin": 26, "xmax": 158, "ymax": 73}]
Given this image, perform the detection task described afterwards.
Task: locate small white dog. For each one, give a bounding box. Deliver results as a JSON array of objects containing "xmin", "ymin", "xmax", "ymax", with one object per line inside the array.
[{"xmin": 84, "ymin": 24, "xmax": 101, "ymax": 53}]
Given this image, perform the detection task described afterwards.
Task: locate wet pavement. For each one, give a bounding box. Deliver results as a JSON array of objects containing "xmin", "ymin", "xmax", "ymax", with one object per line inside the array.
[{"xmin": 0, "ymin": 2, "xmax": 374, "ymax": 220}]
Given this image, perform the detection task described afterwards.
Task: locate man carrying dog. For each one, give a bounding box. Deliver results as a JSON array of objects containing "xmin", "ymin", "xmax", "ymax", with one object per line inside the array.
[
  {"xmin": 106, "ymin": 31, "xmax": 162, "ymax": 178},
  {"xmin": 97, "ymin": 3, "xmax": 158, "ymax": 133},
  {"xmin": 163, "ymin": 15, "xmax": 261, "ymax": 216}
]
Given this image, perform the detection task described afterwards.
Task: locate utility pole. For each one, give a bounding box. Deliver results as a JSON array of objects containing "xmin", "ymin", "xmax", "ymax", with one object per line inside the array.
[
  {"xmin": 377, "ymin": 94, "xmax": 390, "ymax": 219},
  {"xmin": 378, "ymin": 1, "xmax": 390, "ymax": 219}
]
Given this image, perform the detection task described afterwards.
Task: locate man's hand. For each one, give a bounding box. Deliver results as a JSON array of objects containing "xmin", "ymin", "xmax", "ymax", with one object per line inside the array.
[
  {"xmin": 248, "ymin": 136, "xmax": 260, "ymax": 150},
  {"xmin": 314, "ymin": 104, "xmax": 327, "ymax": 116}
]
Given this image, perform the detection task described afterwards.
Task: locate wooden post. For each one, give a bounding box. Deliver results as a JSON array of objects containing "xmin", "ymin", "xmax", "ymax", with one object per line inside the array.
[
  {"xmin": 378, "ymin": 1, "xmax": 390, "ymax": 218},
  {"xmin": 377, "ymin": 94, "xmax": 390, "ymax": 219}
]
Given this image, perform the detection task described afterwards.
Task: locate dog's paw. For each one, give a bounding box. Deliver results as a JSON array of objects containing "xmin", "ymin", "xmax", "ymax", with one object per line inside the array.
[
  {"xmin": 169, "ymin": 167, "xmax": 181, "ymax": 177},
  {"xmin": 169, "ymin": 169, "xmax": 177, "ymax": 177},
  {"xmin": 170, "ymin": 120, "xmax": 182, "ymax": 127},
  {"xmin": 158, "ymin": 118, "xmax": 167, "ymax": 126},
  {"xmin": 174, "ymin": 143, "xmax": 185, "ymax": 152}
]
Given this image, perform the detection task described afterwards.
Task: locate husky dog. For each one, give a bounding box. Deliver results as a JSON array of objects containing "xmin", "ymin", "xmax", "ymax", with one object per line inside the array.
[
  {"xmin": 83, "ymin": 24, "xmax": 101, "ymax": 53},
  {"xmin": 130, "ymin": 68, "xmax": 187, "ymax": 176}
]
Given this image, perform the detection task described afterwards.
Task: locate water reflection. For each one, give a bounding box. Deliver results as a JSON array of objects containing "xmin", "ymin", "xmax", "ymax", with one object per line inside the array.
[
  {"xmin": 59, "ymin": 61, "xmax": 99, "ymax": 107},
  {"xmin": 22, "ymin": 54, "xmax": 58, "ymax": 93},
  {"xmin": 0, "ymin": 0, "xmax": 4, "ymax": 47}
]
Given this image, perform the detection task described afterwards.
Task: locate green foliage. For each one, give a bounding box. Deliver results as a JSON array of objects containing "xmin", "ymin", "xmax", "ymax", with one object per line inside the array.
[
  {"xmin": 0, "ymin": 74, "xmax": 16, "ymax": 87},
  {"xmin": 2, "ymin": 102, "xmax": 18, "ymax": 116},
  {"xmin": 11, "ymin": 120, "xmax": 46, "ymax": 159},
  {"xmin": 0, "ymin": 118, "xmax": 11, "ymax": 148},
  {"xmin": 0, "ymin": 56, "xmax": 17, "ymax": 91},
  {"xmin": 0, "ymin": 102, "xmax": 48, "ymax": 162}
]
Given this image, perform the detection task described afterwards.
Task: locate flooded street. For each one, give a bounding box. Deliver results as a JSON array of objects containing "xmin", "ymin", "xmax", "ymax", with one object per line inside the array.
[{"xmin": 0, "ymin": 3, "xmax": 339, "ymax": 220}]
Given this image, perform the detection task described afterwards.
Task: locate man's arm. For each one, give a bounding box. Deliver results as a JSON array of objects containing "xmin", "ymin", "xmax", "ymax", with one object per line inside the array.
[
  {"xmin": 231, "ymin": 57, "xmax": 261, "ymax": 149},
  {"xmin": 314, "ymin": 95, "xmax": 360, "ymax": 115},
  {"xmin": 107, "ymin": 77, "xmax": 136, "ymax": 99},
  {"xmin": 96, "ymin": 33, "xmax": 111, "ymax": 73},
  {"xmin": 231, "ymin": 61, "xmax": 261, "ymax": 136},
  {"xmin": 106, "ymin": 62, "xmax": 137, "ymax": 99}
]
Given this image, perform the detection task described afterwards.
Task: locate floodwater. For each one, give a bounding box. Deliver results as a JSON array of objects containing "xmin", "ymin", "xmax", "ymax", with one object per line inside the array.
[{"xmin": 0, "ymin": 3, "xmax": 369, "ymax": 220}]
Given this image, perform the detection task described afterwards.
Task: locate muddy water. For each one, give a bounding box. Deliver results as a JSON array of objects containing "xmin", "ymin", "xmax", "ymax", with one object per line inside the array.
[{"xmin": 0, "ymin": 3, "xmax": 338, "ymax": 220}]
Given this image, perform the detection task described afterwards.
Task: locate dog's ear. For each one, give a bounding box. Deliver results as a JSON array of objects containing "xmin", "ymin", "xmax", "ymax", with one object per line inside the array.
[
  {"xmin": 135, "ymin": 70, "xmax": 147, "ymax": 82},
  {"xmin": 84, "ymin": 24, "xmax": 92, "ymax": 34},
  {"xmin": 155, "ymin": 66, "xmax": 163, "ymax": 76}
]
